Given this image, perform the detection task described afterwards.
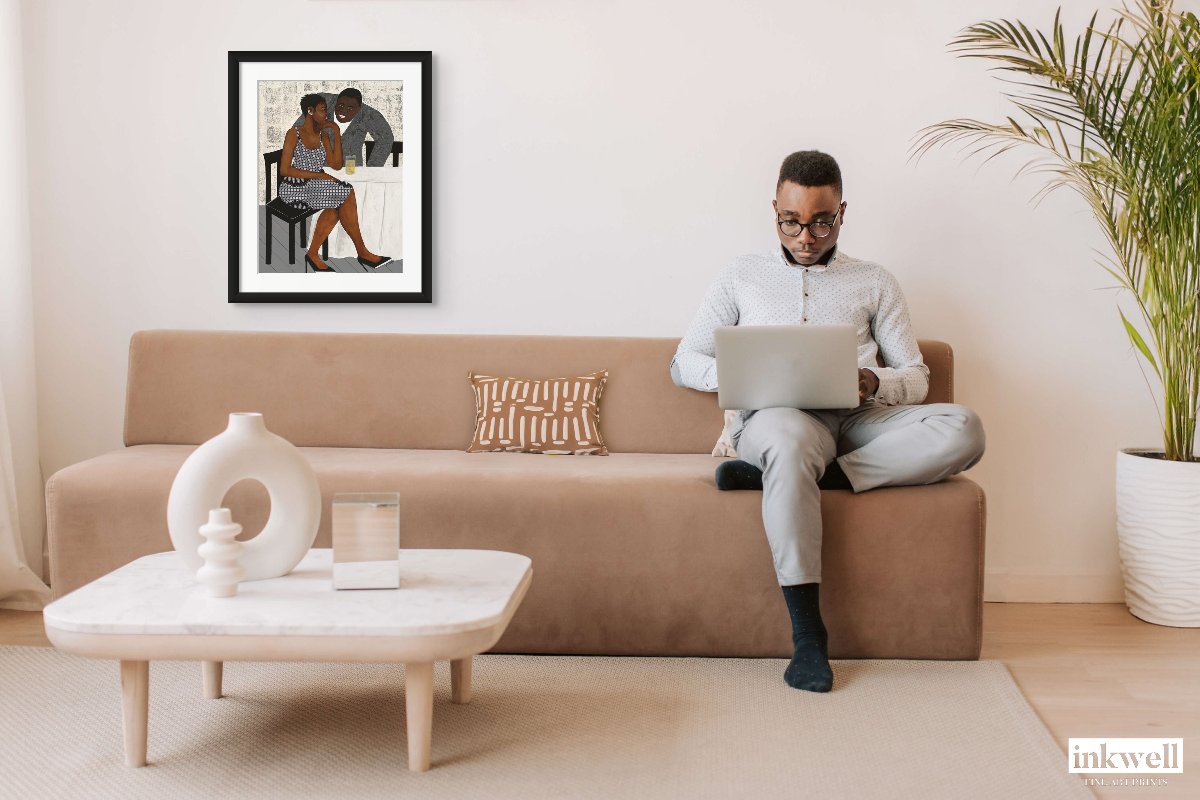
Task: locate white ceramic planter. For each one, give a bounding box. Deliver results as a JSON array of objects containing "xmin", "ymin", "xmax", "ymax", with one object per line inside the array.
[
  {"xmin": 167, "ymin": 413, "xmax": 321, "ymax": 582},
  {"xmin": 1115, "ymin": 449, "xmax": 1200, "ymax": 626}
]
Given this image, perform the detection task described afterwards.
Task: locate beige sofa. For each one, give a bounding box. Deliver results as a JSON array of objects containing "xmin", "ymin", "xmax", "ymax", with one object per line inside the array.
[{"xmin": 46, "ymin": 330, "xmax": 986, "ymax": 660}]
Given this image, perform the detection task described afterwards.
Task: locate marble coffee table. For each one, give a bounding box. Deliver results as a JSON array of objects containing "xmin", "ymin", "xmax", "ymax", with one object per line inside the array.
[{"xmin": 43, "ymin": 548, "xmax": 533, "ymax": 771}]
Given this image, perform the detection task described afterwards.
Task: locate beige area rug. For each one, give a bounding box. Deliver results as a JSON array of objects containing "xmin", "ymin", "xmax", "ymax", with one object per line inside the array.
[{"xmin": 0, "ymin": 647, "xmax": 1093, "ymax": 800}]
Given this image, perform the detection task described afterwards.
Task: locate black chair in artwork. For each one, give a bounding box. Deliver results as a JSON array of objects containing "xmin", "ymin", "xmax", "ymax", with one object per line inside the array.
[
  {"xmin": 364, "ymin": 140, "xmax": 404, "ymax": 167},
  {"xmin": 262, "ymin": 150, "xmax": 329, "ymax": 266}
]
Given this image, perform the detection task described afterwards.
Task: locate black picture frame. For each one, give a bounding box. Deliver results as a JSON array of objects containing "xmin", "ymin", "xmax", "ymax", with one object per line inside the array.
[{"xmin": 228, "ymin": 51, "xmax": 433, "ymax": 303}]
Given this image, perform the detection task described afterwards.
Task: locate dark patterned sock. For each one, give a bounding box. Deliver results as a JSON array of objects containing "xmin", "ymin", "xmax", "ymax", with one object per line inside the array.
[
  {"xmin": 714, "ymin": 460, "xmax": 764, "ymax": 491},
  {"xmin": 716, "ymin": 460, "xmax": 854, "ymax": 492},
  {"xmin": 780, "ymin": 583, "xmax": 834, "ymax": 692}
]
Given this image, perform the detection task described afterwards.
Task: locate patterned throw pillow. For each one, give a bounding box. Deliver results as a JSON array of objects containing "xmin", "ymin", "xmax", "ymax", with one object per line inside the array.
[
  {"xmin": 712, "ymin": 409, "xmax": 739, "ymax": 458},
  {"xmin": 467, "ymin": 370, "xmax": 609, "ymax": 455}
]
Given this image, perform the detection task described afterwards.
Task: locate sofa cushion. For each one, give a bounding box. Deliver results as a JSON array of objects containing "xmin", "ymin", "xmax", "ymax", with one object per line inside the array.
[
  {"xmin": 466, "ymin": 370, "xmax": 608, "ymax": 455},
  {"xmin": 48, "ymin": 444, "xmax": 985, "ymax": 660}
]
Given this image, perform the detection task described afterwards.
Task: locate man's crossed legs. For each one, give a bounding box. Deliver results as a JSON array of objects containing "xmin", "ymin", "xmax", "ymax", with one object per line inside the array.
[{"xmin": 729, "ymin": 402, "xmax": 985, "ymax": 691}]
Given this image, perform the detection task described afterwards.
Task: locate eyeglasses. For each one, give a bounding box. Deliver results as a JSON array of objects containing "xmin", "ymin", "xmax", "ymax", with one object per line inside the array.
[{"xmin": 777, "ymin": 208, "xmax": 842, "ymax": 239}]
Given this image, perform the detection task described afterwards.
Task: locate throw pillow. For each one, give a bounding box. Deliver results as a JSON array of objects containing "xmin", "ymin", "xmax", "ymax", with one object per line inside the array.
[
  {"xmin": 467, "ymin": 370, "xmax": 609, "ymax": 455},
  {"xmin": 712, "ymin": 409, "xmax": 739, "ymax": 458}
]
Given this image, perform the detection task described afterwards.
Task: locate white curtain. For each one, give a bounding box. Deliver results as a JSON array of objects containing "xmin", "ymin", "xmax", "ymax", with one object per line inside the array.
[
  {"xmin": 0, "ymin": 390, "xmax": 48, "ymax": 610},
  {"xmin": 0, "ymin": 0, "xmax": 50, "ymax": 610}
]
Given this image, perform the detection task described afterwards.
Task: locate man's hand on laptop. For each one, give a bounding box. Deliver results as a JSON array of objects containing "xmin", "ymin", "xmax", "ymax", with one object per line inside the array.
[{"xmin": 858, "ymin": 369, "xmax": 880, "ymax": 406}]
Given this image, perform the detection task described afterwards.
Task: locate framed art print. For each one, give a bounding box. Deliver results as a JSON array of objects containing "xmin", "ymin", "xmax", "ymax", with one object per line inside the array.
[{"xmin": 228, "ymin": 51, "xmax": 432, "ymax": 303}]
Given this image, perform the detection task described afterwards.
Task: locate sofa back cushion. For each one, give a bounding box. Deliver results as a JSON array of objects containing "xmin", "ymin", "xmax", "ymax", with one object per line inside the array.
[{"xmin": 124, "ymin": 330, "xmax": 954, "ymax": 454}]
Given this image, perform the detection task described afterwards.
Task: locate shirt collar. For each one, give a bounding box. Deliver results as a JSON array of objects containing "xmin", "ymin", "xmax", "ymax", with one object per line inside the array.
[{"xmin": 776, "ymin": 243, "xmax": 841, "ymax": 272}]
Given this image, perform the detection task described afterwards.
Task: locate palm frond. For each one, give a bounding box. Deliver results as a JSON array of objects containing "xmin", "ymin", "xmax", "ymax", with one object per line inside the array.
[{"xmin": 913, "ymin": 0, "xmax": 1200, "ymax": 460}]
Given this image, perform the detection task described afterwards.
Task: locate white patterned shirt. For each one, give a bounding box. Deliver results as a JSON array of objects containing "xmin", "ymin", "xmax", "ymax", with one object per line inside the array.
[{"xmin": 671, "ymin": 246, "xmax": 930, "ymax": 411}]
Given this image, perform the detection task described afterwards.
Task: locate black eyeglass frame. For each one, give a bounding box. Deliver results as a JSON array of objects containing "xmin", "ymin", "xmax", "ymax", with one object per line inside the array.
[{"xmin": 776, "ymin": 206, "xmax": 844, "ymax": 239}]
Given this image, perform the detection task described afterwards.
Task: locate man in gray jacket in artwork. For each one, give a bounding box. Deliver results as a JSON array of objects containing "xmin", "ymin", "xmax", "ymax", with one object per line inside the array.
[{"xmin": 293, "ymin": 88, "xmax": 395, "ymax": 167}]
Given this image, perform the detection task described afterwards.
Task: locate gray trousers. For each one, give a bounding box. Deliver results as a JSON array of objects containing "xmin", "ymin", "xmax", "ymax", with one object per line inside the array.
[{"xmin": 731, "ymin": 401, "xmax": 985, "ymax": 585}]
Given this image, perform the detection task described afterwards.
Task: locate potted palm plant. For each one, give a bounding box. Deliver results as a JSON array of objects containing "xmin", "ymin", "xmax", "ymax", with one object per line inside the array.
[{"xmin": 913, "ymin": 0, "xmax": 1199, "ymax": 625}]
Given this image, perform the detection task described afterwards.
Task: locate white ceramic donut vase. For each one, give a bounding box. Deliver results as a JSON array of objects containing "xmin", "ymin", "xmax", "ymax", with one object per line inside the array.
[{"xmin": 167, "ymin": 413, "xmax": 321, "ymax": 581}]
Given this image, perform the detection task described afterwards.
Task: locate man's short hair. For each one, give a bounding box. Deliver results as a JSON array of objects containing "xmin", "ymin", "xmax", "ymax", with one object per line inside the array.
[
  {"xmin": 299, "ymin": 93, "xmax": 326, "ymax": 116},
  {"xmin": 337, "ymin": 88, "xmax": 364, "ymax": 104},
  {"xmin": 777, "ymin": 150, "xmax": 842, "ymax": 195}
]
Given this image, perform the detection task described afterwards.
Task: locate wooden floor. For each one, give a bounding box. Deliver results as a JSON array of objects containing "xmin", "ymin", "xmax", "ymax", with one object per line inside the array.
[
  {"xmin": 3, "ymin": 603, "xmax": 1196, "ymax": 797},
  {"xmin": 982, "ymin": 604, "xmax": 1198, "ymax": 798}
]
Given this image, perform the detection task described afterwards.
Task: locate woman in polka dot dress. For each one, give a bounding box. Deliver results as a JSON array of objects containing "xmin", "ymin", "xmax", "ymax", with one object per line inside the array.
[{"xmin": 279, "ymin": 93, "xmax": 391, "ymax": 273}]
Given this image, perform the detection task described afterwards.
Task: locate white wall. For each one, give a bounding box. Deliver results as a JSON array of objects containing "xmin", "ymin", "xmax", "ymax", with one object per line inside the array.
[{"xmin": 22, "ymin": 0, "xmax": 1186, "ymax": 601}]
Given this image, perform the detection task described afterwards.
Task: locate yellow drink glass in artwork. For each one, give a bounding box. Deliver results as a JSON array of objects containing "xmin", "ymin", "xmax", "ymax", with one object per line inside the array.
[{"xmin": 345, "ymin": 155, "xmax": 356, "ymax": 175}]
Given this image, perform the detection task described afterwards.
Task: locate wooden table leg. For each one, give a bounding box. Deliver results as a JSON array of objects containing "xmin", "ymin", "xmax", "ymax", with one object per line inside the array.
[
  {"xmin": 451, "ymin": 657, "xmax": 472, "ymax": 704},
  {"xmin": 405, "ymin": 661, "xmax": 434, "ymax": 771},
  {"xmin": 120, "ymin": 660, "xmax": 149, "ymax": 767},
  {"xmin": 202, "ymin": 661, "xmax": 223, "ymax": 699}
]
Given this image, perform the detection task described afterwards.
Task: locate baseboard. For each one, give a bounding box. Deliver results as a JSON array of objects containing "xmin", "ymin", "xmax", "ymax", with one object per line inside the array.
[{"xmin": 984, "ymin": 571, "xmax": 1125, "ymax": 603}]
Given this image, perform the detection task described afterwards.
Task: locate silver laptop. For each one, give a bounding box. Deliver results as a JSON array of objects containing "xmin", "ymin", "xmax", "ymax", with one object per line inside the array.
[{"xmin": 714, "ymin": 324, "xmax": 859, "ymax": 410}]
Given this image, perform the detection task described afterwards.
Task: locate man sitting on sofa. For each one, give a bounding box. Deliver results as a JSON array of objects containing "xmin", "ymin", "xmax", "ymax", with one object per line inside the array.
[{"xmin": 669, "ymin": 150, "xmax": 986, "ymax": 693}]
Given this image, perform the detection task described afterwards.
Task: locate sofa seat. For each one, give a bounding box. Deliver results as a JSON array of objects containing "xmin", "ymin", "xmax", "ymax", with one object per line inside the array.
[{"xmin": 48, "ymin": 444, "xmax": 984, "ymax": 660}]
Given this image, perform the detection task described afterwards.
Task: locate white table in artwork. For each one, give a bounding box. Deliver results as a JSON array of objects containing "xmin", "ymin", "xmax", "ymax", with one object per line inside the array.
[
  {"xmin": 42, "ymin": 548, "xmax": 533, "ymax": 772},
  {"xmin": 322, "ymin": 166, "xmax": 403, "ymax": 260}
]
